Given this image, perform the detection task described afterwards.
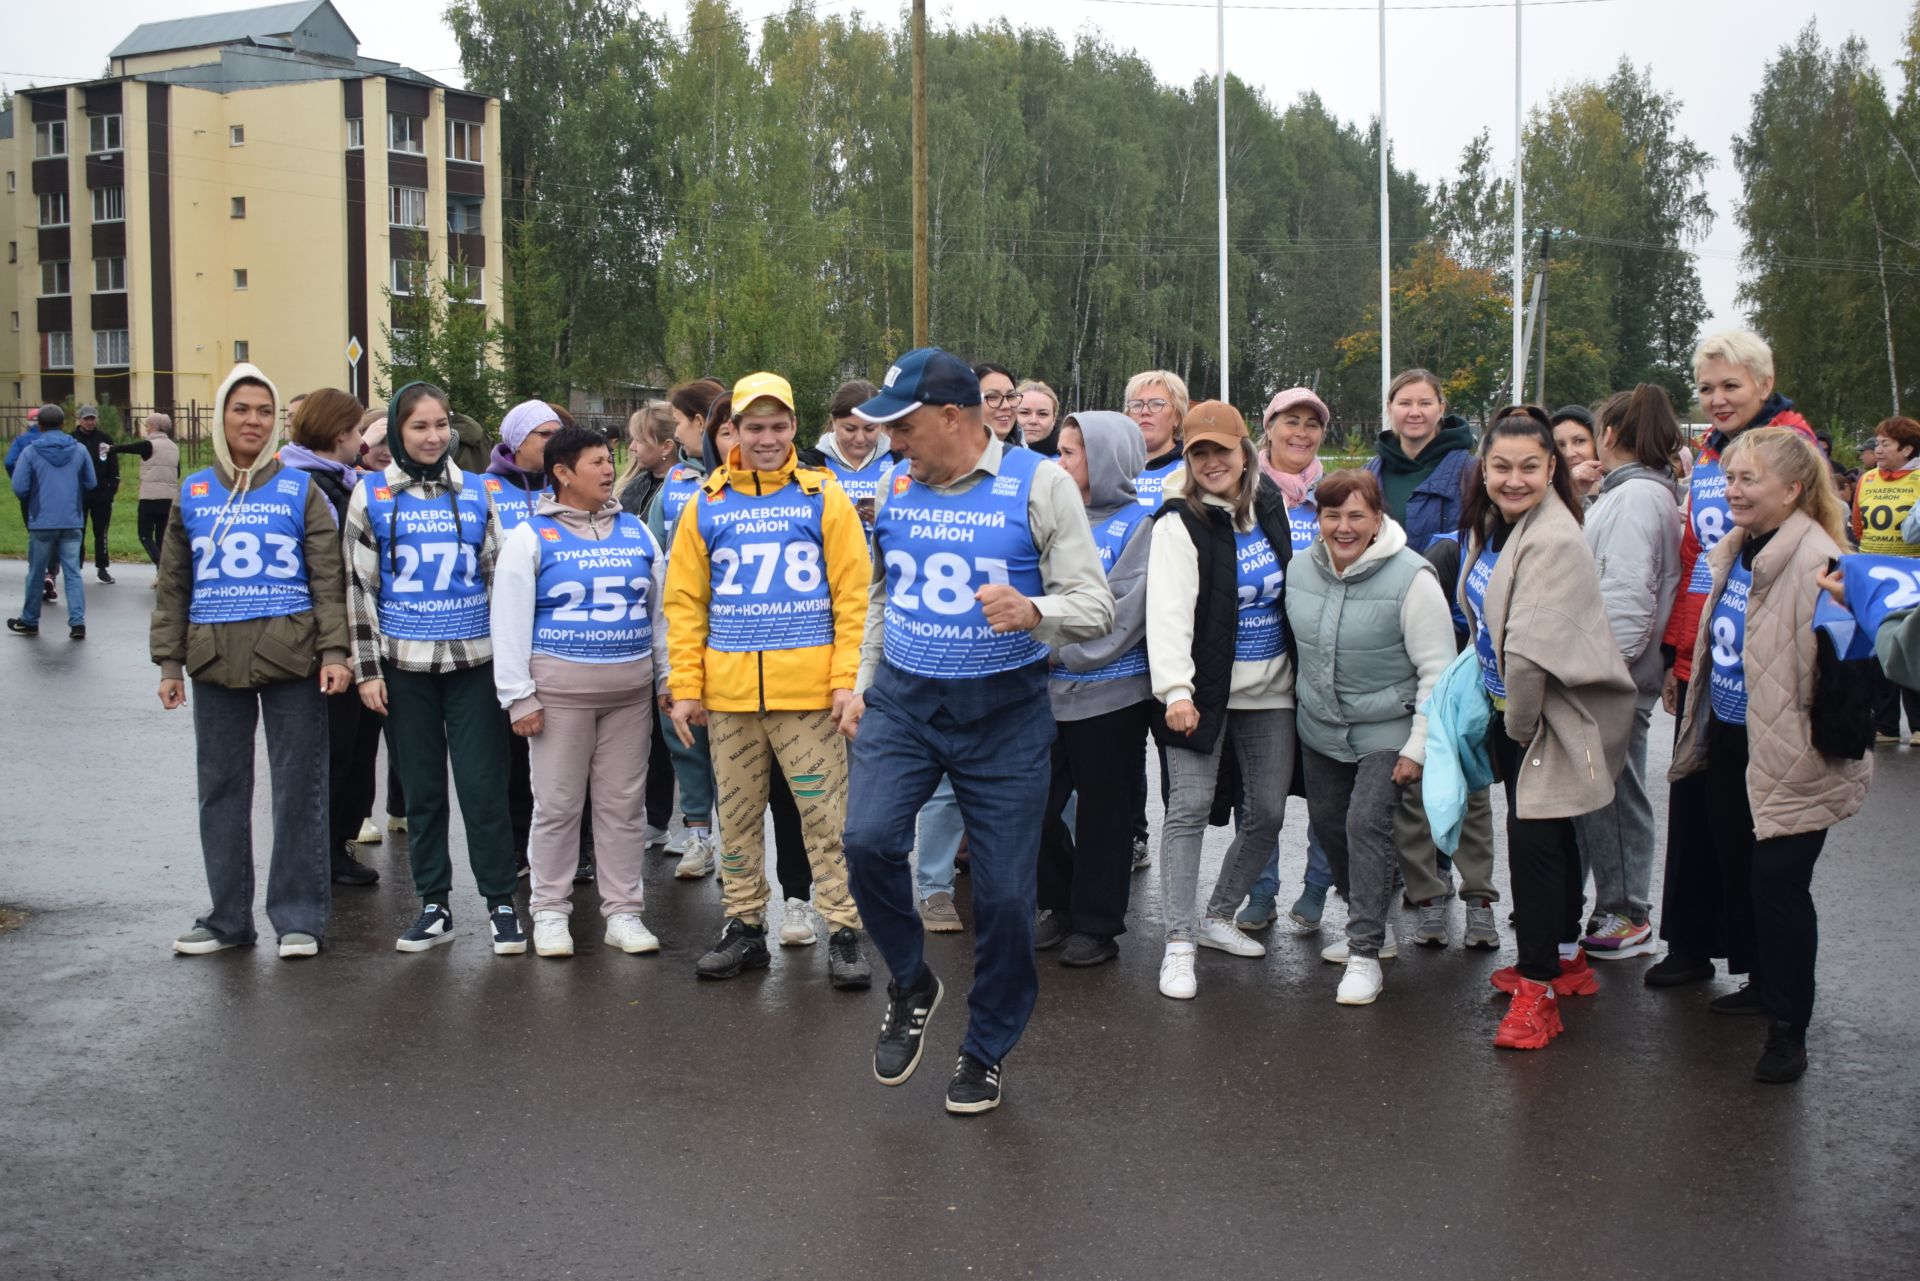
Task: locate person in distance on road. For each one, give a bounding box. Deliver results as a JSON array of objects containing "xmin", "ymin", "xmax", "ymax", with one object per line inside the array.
[{"xmin": 8, "ymin": 404, "xmax": 92, "ymax": 639}]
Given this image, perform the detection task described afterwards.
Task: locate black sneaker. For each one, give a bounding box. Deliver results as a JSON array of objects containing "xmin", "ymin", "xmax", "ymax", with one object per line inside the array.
[
  {"xmin": 827, "ymin": 926, "xmax": 872, "ymax": 990},
  {"xmin": 1644, "ymin": 950, "xmax": 1715, "ymax": 988},
  {"xmin": 331, "ymin": 848, "xmax": 379, "ymax": 887},
  {"xmin": 874, "ymin": 966, "xmax": 943, "ymax": 1085},
  {"xmin": 396, "ymin": 904, "xmax": 453, "ymax": 952},
  {"xmin": 695, "ymin": 918, "xmax": 770, "ymax": 979},
  {"xmin": 490, "ymin": 904, "xmax": 527, "ymax": 955},
  {"xmin": 573, "ymin": 855, "xmax": 596, "ymax": 884},
  {"xmin": 1131, "ymin": 835, "xmax": 1151, "ymax": 871},
  {"xmin": 97, "ymin": 568, "xmax": 115, "ymax": 585},
  {"xmin": 69, "ymin": 625, "xmax": 85, "ymax": 641},
  {"xmin": 945, "ymin": 1052, "xmax": 1003, "ymax": 1115},
  {"xmin": 7, "ymin": 618, "xmax": 39, "ymax": 637},
  {"xmin": 41, "ymin": 579, "xmax": 56, "ymax": 603},
  {"xmin": 1034, "ymin": 909, "xmax": 1071, "ymax": 951},
  {"xmin": 1753, "ymin": 1020, "xmax": 1808, "ymax": 1084},
  {"xmin": 1059, "ymin": 932, "xmax": 1119, "ymax": 968},
  {"xmin": 1710, "ymin": 981, "xmax": 1769, "ymax": 1016}
]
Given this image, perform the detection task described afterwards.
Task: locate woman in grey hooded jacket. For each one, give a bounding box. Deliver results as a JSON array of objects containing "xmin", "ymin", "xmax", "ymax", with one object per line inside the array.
[
  {"xmin": 1038, "ymin": 412, "xmax": 1152, "ymax": 967},
  {"xmin": 1574, "ymin": 386, "xmax": 1685, "ymax": 959}
]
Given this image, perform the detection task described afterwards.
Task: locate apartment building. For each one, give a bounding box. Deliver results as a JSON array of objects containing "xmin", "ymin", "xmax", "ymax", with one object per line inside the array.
[{"xmin": 0, "ymin": 1, "xmax": 503, "ymax": 412}]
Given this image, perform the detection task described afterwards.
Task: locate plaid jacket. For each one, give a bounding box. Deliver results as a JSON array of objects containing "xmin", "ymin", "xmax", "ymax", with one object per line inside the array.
[{"xmin": 344, "ymin": 462, "xmax": 501, "ymax": 683}]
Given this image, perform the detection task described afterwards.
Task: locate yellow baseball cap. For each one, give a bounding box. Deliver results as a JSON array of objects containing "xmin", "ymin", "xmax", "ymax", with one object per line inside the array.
[{"xmin": 731, "ymin": 372, "xmax": 796, "ymax": 416}]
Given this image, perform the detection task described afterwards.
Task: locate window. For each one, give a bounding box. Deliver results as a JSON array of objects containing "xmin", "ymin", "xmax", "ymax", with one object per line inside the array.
[
  {"xmin": 346, "ymin": 117, "xmax": 364, "ymax": 149},
  {"xmin": 93, "ymin": 256, "xmax": 126, "ymax": 293},
  {"xmin": 389, "ymin": 328, "xmax": 415, "ymax": 354},
  {"xmin": 34, "ymin": 120, "xmax": 67, "ymax": 159},
  {"xmin": 448, "ymin": 260, "xmax": 484, "ymax": 299},
  {"xmin": 88, "ymin": 114, "xmax": 122, "ymax": 154},
  {"xmin": 391, "ymin": 259, "xmax": 429, "ymax": 296},
  {"xmin": 9, "ymin": 312, "xmax": 18, "ymax": 332},
  {"xmin": 94, "ymin": 329, "xmax": 130, "ymax": 367},
  {"xmin": 448, "ymin": 119, "xmax": 483, "ymax": 163},
  {"xmin": 91, "ymin": 186, "xmax": 124, "ymax": 222},
  {"xmin": 45, "ymin": 332, "xmax": 74, "ymax": 370},
  {"xmin": 229, "ymin": 124, "xmax": 245, "ymax": 147},
  {"xmin": 233, "ymin": 268, "xmax": 249, "ymax": 290},
  {"xmin": 40, "ymin": 260, "xmax": 71, "ymax": 297},
  {"xmin": 6, "ymin": 243, "xmax": 14, "ymax": 264},
  {"xmin": 230, "ymin": 196, "xmax": 247, "ymax": 219},
  {"xmin": 233, "ymin": 340, "xmax": 250, "ymax": 363},
  {"xmin": 5, "ymin": 172, "xmax": 13, "ymax": 193},
  {"xmin": 389, "ymin": 186, "xmax": 427, "ymax": 228},
  {"xmin": 388, "ymin": 112, "xmax": 424, "ymax": 154},
  {"xmin": 447, "ymin": 199, "xmax": 483, "ymax": 234},
  {"xmin": 38, "ymin": 191, "xmax": 69, "ymax": 228}
]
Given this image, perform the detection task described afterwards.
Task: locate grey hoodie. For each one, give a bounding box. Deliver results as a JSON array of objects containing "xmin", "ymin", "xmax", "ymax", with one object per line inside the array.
[
  {"xmin": 1585, "ymin": 462, "xmax": 1684, "ymax": 698},
  {"xmin": 1050, "ymin": 411, "xmax": 1153, "ymax": 720}
]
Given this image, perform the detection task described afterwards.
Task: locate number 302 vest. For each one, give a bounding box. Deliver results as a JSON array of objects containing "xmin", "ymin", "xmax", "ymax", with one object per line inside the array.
[
  {"xmin": 179, "ymin": 468, "xmax": 315, "ymax": 624},
  {"xmin": 530, "ymin": 513, "xmax": 657, "ymax": 662},
  {"xmin": 361, "ymin": 474, "xmax": 492, "ymax": 642},
  {"xmin": 875, "ymin": 446, "xmax": 1049, "ymax": 678}
]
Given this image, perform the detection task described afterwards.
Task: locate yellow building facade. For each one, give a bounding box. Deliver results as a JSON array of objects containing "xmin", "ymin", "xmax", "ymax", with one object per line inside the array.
[{"xmin": 0, "ymin": 1, "xmax": 503, "ymax": 415}]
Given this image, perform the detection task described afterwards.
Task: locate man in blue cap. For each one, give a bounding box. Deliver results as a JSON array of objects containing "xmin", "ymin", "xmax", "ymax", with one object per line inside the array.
[{"xmin": 838, "ymin": 347, "xmax": 1113, "ymax": 1114}]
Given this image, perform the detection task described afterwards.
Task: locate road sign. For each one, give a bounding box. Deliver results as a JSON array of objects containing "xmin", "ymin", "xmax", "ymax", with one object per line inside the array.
[{"xmin": 346, "ymin": 336, "xmax": 364, "ymax": 367}]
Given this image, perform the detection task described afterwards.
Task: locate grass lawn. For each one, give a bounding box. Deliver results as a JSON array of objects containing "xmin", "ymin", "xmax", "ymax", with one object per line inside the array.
[{"xmin": 1, "ymin": 453, "xmax": 155, "ymax": 561}]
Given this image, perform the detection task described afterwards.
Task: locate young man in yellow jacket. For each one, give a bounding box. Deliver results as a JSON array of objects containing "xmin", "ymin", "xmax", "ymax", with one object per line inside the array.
[{"xmin": 665, "ymin": 372, "xmax": 873, "ymax": 988}]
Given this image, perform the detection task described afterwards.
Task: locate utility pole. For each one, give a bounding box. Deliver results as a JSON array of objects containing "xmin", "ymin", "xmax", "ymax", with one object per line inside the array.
[
  {"xmin": 1216, "ymin": 0, "xmax": 1230, "ymax": 404},
  {"xmin": 1509, "ymin": 0, "xmax": 1524, "ymax": 403},
  {"xmin": 912, "ymin": 0, "xmax": 929, "ymax": 348},
  {"xmin": 1378, "ymin": 0, "xmax": 1391, "ymax": 420},
  {"xmin": 1534, "ymin": 226, "xmax": 1550, "ymax": 406}
]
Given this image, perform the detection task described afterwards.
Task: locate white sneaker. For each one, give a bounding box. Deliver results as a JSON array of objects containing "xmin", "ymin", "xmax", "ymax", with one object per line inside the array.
[
  {"xmin": 675, "ymin": 829, "xmax": 715, "ymax": 879},
  {"xmin": 533, "ymin": 910, "xmax": 574, "ymax": 958},
  {"xmin": 387, "ymin": 815, "xmax": 408, "ymax": 832},
  {"xmin": 604, "ymin": 912, "xmax": 660, "ymax": 954},
  {"xmin": 1335, "ymin": 955, "xmax": 1384, "ymax": 1005},
  {"xmin": 779, "ymin": 898, "xmax": 818, "ymax": 946},
  {"xmin": 353, "ymin": 818, "xmax": 383, "ymax": 845},
  {"xmin": 1159, "ymin": 943, "xmax": 1198, "ymax": 999},
  {"xmin": 642, "ymin": 823, "xmax": 669, "ymax": 850},
  {"xmin": 1322, "ymin": 924, "xmax": 1398, "ymax": 964},
  {"xmin": 1197, "ymin": 916, "xmax": 1266, "ymax": 957}
]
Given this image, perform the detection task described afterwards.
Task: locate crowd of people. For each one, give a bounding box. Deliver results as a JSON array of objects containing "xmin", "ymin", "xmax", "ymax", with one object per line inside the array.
[{"xmin": 18, "ymin": 323, "xmax": 1914, "ymax": 1114}]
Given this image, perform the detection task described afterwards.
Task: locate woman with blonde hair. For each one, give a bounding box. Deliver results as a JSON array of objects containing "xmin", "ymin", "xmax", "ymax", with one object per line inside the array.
[
  {"xmin": 617, "ymin": 400, "xmax": 680, "ymax": 519},
  {"xmin": 1014, "ymin": 380, "xmax": 1063, "ymax": 457},
  {"xmin": 1126, "ymin": 369, "xmax": 1190, "ymax": 509},
  {"xmin": 1669, "ymin": 427, "xmax": 1871, "ymax": 1083}
]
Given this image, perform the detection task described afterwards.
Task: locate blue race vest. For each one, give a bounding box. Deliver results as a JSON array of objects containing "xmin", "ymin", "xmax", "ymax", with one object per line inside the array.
[
  {"xmin": 482, "ymin": 473, "xmax": 541, "ymax": 532},
  {"xmin": 1233, "ymin": 524, "xmax": 1287, "ymax": 661},
  {"xmin": 1815, "ymin": 553, "xmax": 1920, "ymax": 661},
  {"xmin": 1056, "ymin": 505, "xmax": 1150, "ymax": 684},
  {"xmin": 362, "ymin": 474, "xmax": 492, "ymax": 642},
  {"xmin": 1707, "ymin": 558, "xmax": 1753, "ymax": 725},
  {"xmin": 178, "ymin": 468, "xmax": 315, "ymax": 624},
  {"xmin": 657, "ymin": 465, "xmax": 703, "ymax": 555},
  {"xmin": 876, "ymin": 447, "xmax": 1049, "ymax": 677},
  {"xmin": 693, "ymin": 479, "xmax": 835, "ymax": 652},
  {"xmin": 530, "ymin": 513, "xmax": 657, "ymax": 662},
  {"xmin": 1464, "ymin": 544, "xmax": 1506, "ymax": 699},
  {"xmin": 821, "ymin": 453, "xmax": 890, "ymax": 544},
  {"xmin": 1135, "ymin": 457, "xmax": 1186, "ymax": 509},
  {"xmin": 1687, "ymin": 459, "xmax": 1732, "ymax": 594},
  {"xmin": 1286, "ymin": 503, "xmax": 1318, "ymax": 554}
]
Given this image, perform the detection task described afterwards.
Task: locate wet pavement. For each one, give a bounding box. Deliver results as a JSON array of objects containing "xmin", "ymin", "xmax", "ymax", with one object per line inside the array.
[{"xmin": 1, "ymin": 558, "xmax": 1916, "ymax": 1280}]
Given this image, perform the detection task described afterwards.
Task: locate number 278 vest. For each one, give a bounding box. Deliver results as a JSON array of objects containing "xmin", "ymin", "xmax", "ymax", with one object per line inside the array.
[{"xmin": 874, "ymin": 446, "xmax": 1049, "ymax": 678}]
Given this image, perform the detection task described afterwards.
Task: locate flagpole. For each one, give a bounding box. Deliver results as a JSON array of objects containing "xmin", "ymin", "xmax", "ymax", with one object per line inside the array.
[
  {"xmin": 1510, "ymin": 0, "xmax": 1526, "ymax": 401},
  {"xmin": 1217, "ymin": 0, "xmax": 1231, "ymax": 405},
  {"xmin": 1379, "ymin": 0, "xmax": 1391, "ymax": 419}
]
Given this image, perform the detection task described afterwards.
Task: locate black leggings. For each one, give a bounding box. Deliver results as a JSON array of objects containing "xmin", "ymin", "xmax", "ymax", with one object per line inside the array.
[
  {"xmin": 1491, "ymin": 715, "xmax": 1584, "ymax": 983},
  {"xmin": 137, "ymin": 499, "xmax": 172, "ymax": 565}
]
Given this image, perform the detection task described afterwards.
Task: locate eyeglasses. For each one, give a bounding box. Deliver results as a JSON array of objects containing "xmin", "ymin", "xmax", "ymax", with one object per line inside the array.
[
  {"xmin": 1126, "ymin": 398, "xmax": 1171, "ymax": 414},
  {"xmin": 982, "ymin": 391, "xmax": 1019, "ymax": 407}
]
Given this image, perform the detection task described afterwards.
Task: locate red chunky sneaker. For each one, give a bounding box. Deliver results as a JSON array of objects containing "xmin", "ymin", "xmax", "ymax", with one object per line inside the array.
[
  {"xmin": 1494, "ymin": 977, "xmax": 1564, "ymax": 1050},
  {"xmin": 1491, "ymin": 948, "xmax": 1599, "ymax": 998}
]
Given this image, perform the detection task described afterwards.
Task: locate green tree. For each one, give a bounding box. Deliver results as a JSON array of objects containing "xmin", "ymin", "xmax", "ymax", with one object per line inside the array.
[
  {"xmin": 1337, "ymin": 242, "xmax": 1510, "ymax": 426},
  {"xmin": 377, "ymin": 263, "xmax": 506, "ymax": 425}
]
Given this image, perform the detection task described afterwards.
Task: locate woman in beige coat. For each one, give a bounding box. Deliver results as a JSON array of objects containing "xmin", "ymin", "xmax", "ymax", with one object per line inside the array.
[
  {"xmin": 1670, "ymin": 427, "xmax": 1870, "ymax": 1084},
  {"xmin": 1459, "ymin": 409, "xmax": 1636, "ymax": 1052}
]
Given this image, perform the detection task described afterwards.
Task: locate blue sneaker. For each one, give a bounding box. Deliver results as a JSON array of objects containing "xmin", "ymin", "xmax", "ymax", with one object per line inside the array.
[
  {"xmin": 1289, "ymin": 882, "xmax": 1328, "ymax": 932},
  {"xmin": 396, "ymin": 904, "xmax": 453, "ymax": 953},
  {"xmin": 489, "ymin": 904, "xmax": 527, "ymax": 955},
  {"xmin": 1236, "ymin": 893, "xmax": 1278, "ymax": 931}
]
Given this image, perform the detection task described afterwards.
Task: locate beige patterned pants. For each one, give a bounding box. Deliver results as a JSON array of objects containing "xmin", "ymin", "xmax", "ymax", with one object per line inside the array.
[{"xmin": 709, "ymin": 709, "xmax": 860, "ymax": 929}]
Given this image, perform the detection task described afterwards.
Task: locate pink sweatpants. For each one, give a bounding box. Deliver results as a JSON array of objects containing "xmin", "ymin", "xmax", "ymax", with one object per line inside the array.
[{"xmin": 526, "ymin": 698, "xmax": 653, "ymax": 917}]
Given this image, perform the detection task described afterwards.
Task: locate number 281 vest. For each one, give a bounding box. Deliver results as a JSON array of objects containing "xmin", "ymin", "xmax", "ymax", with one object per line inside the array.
[{"xmin": 360, "ymin": 474, "xmax": 492, "ymax": 642}]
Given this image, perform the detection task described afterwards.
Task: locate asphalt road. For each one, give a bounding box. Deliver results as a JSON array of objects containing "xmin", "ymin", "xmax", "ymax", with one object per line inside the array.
[{"xmin": 2, "ymin": 560, "xmax": 1916, "ymax": 1280}]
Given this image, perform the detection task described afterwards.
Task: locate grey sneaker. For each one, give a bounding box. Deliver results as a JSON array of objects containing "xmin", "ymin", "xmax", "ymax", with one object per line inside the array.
[
  {"xmin": 172, "ymin": 926, "xmax": 238, "ymax": 956},
  {"xmin": 278, "ymin": 932, "xmax": 319, "ymax": 959},
  {"xmin": 827, "ymin": 927, "xmax": 872, "ymax": 990},
  {"xmin": 1463, "ymin": 899, "xmax": 1499, "ymax": 950},
  {"xmin": 1415, "ymin": 897, "xmax": 1451, "ymax": 947},
  {"xmin": 1237, "ymin": 893, "xmax": 1278, "ymax": 931},
  {"xmin": 1289, "ymin": 882, "xmax": 1328, "ymax": 932},
  {"xmin": 919, "ymin": 892, "xmax": 963, "ymax": 933},
  {"xmin": 1131, "ymin": 835, "xmax": 1151, "ymax": 871}
]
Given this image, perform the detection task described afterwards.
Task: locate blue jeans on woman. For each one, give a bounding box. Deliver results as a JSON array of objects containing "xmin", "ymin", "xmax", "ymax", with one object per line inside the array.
[{"xmin": 1251, "ymin": 822, "xmax": 1333, "ymax": 901}]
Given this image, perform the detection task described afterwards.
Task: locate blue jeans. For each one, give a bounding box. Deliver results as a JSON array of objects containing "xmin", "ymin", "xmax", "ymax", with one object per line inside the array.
[
  {"xmin": 845, "ymin": 686, "xmax": 1054, "ymax": 1065},
  {"xmin": 659, "ymin": 703, "xmax": 716, "ymax": 824},
  {"xmin": 1250, "ymin": 822, "xmax": 1333, "ymax": 901},
  {"xmin": 190, "ymin": 677, "xmax": 331, "ymax": 944},
  {"xmin": 913, "ymin": 775, "xmax": 964, "ymax": 899},
  {"xmin": 21, "ymin": 528, "xmax": 83, "ymax": 628}
]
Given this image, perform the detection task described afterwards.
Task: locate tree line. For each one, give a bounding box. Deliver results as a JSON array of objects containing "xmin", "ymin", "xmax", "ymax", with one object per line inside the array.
[{"xmin": 405, "ymin": 0, "xmax": 1915, "ymax": 437}]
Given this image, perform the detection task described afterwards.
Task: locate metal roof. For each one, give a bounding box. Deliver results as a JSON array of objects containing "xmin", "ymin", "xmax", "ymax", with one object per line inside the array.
[{"xmin": 109, "ymin": 2, "xmax": 348, "ymax": 60}]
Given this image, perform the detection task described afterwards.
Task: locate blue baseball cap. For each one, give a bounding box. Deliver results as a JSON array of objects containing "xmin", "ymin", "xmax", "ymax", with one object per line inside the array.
[{"xmin": 854, "ymin": 347, "xmax": 982, "ymax": 424}]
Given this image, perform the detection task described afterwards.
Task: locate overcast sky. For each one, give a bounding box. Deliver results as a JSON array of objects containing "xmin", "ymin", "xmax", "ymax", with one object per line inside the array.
[{"xmin": 5, "ymin": 0, "xmax": 1911, "ymax": 334}]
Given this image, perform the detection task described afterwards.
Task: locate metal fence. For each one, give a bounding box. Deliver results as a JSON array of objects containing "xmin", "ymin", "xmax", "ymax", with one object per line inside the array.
[{"xmin": 2, "ymin": 403, "xmax": 227, "ymax": 470}]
